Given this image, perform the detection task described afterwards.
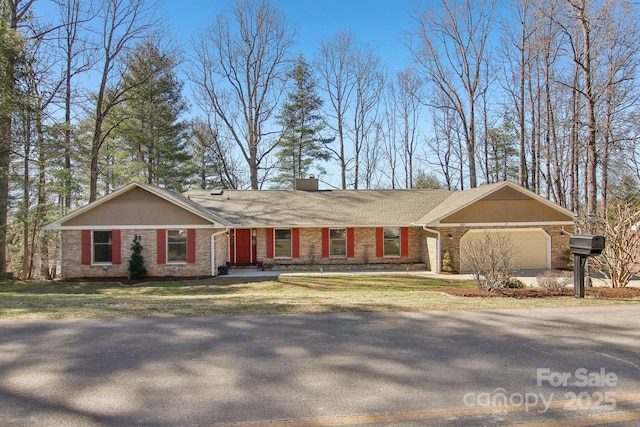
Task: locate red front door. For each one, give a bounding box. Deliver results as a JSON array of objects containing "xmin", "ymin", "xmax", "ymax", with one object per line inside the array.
[{"xmin": 235, "ymin": 229, "xmax": 252, "ymax": 264}]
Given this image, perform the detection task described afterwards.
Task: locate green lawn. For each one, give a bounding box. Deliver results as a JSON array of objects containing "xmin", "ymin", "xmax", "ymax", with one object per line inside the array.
[{"xmin": 0, "ymin": 275, "xmax": 636, "ymax": 320}]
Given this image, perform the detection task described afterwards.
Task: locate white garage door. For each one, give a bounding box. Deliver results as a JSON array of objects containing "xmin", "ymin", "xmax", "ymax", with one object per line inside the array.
[{"xmin": 460, "ymin": 229, "xmax": 550, "ymax": 271}]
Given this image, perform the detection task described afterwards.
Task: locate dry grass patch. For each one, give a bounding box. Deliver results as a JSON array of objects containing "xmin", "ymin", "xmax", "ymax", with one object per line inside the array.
[{"xmin": 0, "ymin": 275, "xmax": 637, "ymax": 320}]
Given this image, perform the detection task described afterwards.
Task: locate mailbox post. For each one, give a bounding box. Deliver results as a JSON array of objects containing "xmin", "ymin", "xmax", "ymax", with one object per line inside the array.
[{"xmin": 569, "ymin": 235, "xmax": 605, "ymax": 298}]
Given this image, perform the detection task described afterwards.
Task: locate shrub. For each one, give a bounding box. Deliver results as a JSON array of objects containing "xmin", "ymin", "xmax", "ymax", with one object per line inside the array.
[
  {"xmin": 536, "ymin": 270, "xmax": 572, "ymax": 291},
  {"xmin": 441, "ymin": 250, "xmax": 456, "ymax": 273},
  {"xmin": 460, "ymin": 231, "xmax": 518, "ymax": 291},
  {"xmin": 0, "ymin": 271, "xmax": 15, "ymax": 283},
  {"xmin": 128, "ymin": 236, "xmax": 147, "ymax": 280},
  {"xmin": 504, "ymin": 278, "xmax": 526, "ymax": 289}
]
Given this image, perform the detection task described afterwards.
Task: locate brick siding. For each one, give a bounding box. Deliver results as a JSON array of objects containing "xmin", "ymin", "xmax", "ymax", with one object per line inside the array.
[
  {"xmin": 255, "ymin": 227, "xmax": 428, "ymax": 267},
  {"xmin": 61, "ymin": 228, "xmax": 215, "ymax": 279},
  {"xmin": 60, "ymin": 224, "xmax": 573, "ymax": 278}
]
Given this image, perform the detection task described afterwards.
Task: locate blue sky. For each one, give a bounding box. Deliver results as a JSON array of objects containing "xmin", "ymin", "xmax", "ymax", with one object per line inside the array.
[
  {"xmin": 156, "ymin": 0, "xmax": 419, "ymax": 187},
  {"xmin": 158, "ymin": 0, "xmax": 416, "ymax": 73}
]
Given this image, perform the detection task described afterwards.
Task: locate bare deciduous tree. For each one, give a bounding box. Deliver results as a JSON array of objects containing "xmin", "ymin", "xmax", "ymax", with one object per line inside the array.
[
  {"xmin": 393, "ymin": 68, "xmax": 423, "ymax": 189},
  {"xmin": 190, "ymin": 0, "xmax": 295, "ymax": 190},
  {"xmin": 57, "ymin": 0, "xmax": 94, "ymax": 210},
  {"xmin": 410, "ymin": 0, "xmax": 496, "ymax": 189},
  {"xmin": 190, "ymin": 117, "xmax": 242, "ymax": 189},
  {"xmin": 591, "ymin": 199, "xmax": 640, "ymax": 288},
  {"xmin": 315, "ymin": 31, "xmax": 354, "ymax": 190},
  {"xmin": 560, "ymin": 0, "xmax": 598, "ymax": 219},
  {"xmin": 426, "ymin": 89, "xmax": 466, "ymax": 190},
  {"xmin": 460, "ymin": 231, "xmax": 519, "ymax": 291},
  {"xmin": 351, "ymin": 45, "xmax": 383, "ymax": 189}
]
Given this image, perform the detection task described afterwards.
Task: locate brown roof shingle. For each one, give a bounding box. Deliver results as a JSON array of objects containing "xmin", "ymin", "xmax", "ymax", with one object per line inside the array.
[{"xmin": 184, "ymin": 189, "xmax": 453, "ymax": 227}]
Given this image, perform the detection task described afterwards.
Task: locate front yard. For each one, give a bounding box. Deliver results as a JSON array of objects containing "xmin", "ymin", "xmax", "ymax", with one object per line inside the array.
[{"xmin": 1, "ymin": 275, "xmax": 638, "ymax": 320}]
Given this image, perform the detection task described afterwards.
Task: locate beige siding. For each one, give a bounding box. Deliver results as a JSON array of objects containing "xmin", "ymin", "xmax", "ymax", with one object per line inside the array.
[
  {"xmin": 62, "ymin": 187, "xmax": 213, "ymax": 227},
  {"xmin": 441, "ymin": 187, "xmax": 573, "ymax": 224}
]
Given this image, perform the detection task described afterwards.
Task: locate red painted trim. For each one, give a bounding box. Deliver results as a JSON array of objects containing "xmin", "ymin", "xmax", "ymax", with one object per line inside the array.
[
  {"xmin": 157, "ymin": 229, "xmax": 166, "ymax": 264},
  {"xmin": 401, "ymin": 227, "xmax": 409, "ymax": 257},
  {"xmin": 187, "ymin": 229, "xmax": 196, "ymax": 264},
  {"xmin": 321, "ymin": 228, "xmax": 329, "ymax": 258},
  {"xmin": 229, "ymin": 230, "xmax": 235, "ymax": 265},
  {"xmin": 266, "ymin": 228, "xmax": 274, "ymax": 258},
  {"xmin": 292, "ymin": 228, "xmax": 300, "ymax": 258},
  {"xmin": 376, "ymin": 228, "xmax": 384, "ymax": 258},
  {"xmin": 81, "ymin": 230, "xmax": 91, "ymax": 265},
  {"xmin": 252, "ymin": 229, "xmax": 257, "ymax": 263},
  {"xmin": 347, "ymin": 228, "xmax": 355, "ymax": 258},
  {"xmin": 111, "ymin": 230, "xmax": 121, "ymax": 265}
]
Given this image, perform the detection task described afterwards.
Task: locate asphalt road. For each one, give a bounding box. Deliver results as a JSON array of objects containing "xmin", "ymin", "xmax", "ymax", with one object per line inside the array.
[{"xmin": 1, "ymin": 306, "xmax": 639, "ymax": 426}]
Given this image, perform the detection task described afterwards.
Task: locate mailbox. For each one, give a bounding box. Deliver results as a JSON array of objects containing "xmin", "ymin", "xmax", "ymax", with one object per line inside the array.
[{"xmin": 569, "ymin": 234, "xmax": 605, "ymax": 256}]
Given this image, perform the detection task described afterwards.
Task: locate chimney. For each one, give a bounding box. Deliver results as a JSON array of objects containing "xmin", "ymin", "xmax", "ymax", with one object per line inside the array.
[{"xmin": 295, "ymin": 176, "xmax": 319, "ymax": 191}]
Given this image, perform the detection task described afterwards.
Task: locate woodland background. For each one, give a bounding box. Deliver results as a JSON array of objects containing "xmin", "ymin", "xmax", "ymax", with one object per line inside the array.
[{"xmin": 1, "ymin": 0, "xmax": 639, "ymax": 279}]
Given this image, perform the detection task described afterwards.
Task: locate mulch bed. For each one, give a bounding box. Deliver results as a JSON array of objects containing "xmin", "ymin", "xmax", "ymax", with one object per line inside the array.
[{"xmin": 441, "ymin": 287, "xmax": 640, "ymax": 299}]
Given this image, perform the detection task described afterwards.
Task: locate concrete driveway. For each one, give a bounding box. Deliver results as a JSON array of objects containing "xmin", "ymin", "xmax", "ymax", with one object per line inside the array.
[{"xmin": 1, "ymin": 306, "xmax": 639, "ymax": 426}]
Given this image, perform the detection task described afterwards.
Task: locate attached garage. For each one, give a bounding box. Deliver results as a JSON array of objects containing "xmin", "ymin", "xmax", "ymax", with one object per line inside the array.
[{"xmin": 460, "ymin": 228, "xmax": 551, "ymax": 271}]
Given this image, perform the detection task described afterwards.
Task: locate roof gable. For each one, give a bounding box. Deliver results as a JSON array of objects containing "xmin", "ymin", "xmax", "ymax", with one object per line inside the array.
[
  {"xmin": 415, "ymin": 181, "xmax": 574, "ymax": 226},
  {"xmin": 45, "ymin": 182, "xmax": 229, "ymax": 230}
]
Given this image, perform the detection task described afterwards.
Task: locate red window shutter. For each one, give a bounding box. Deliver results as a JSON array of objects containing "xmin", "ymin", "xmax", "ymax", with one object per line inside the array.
[
  {"xmin": 187, "ymin": 229, "xmax": 196, "ymax": 264},
  {"xmin": 157, "ymin": 229, "xmax": 166, "ymax": 264},
  {"xmin": 81, "ymin": 230, "xmax": 92, "ymax": 265},
  {"xmin": 401, "ymin": 227, "xmax": 409, "ymax": 257},
  {"xmin": 292, "ymin": 228, "xmax": 300, "ymax": 258},
  {"xmin": 376, "ymin": 228, "xmax": 384, "ymax": 258},
  {"xmin": 321, "ymin": 228, "xmax": 329, "ymax": 258},
  {"xmin": 266, "ymin": 228, "xmax": 274, "ymax": 258},
  {"xmin": 111, "ymin": 230, "xmax": 121, "ymax": 265},
  {"xmin": 347, "ymin": 228, "xmax": 355, "ymax": 258}
]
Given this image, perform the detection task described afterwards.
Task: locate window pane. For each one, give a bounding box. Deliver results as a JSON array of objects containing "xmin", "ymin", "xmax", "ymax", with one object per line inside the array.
[
  {"xmin": 330, "ymin": 229, "xmax": 346, "ymax": 239},
  {"xmin": 93, "ymin": 231, "xmax": 112, "ymax": 263},
  {"xmin": 274, "ymin": 241, "xmax": 291, "ymax": 258},
  {"xmin": 168, "ymin": 229, "xmax": 186, "ymax": 242},
  {"xmin": 330, "ymin": 228, "xmax": 347, "ymax": 257},
  {"xmin": 384, "ymin": 240, "xmax": 400, "ymax": 256},
  {"xmin": 275, "ymin": 229, "xmax": 291, "ymax": 240},
  {"xmin": 384, "ymin": 228, "xmax": 401, "ymax": 257},
  {"xmin": 274, "ymin": 229, "xmax": 292, "ymax": 258},
  {"xmin": 167, "ymin": 229, "xmax": 187, "ymax": 262},
  {"xmin": 384, "ymin": 228, "xmax": 400, "ymax": 239},
  {"xmin": 93, "ymin": 231, "xmax": 112, "ymax": 244}
]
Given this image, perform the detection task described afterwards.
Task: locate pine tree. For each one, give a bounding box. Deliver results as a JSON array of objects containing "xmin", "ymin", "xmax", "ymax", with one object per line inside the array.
[
  {"xmin": 112, "ymin": 39, "xmax": 190, "ymax": 191},
  {"xmin": 274, "ymin": 56, "xmax": 332, "ymax": 188},
  {"xmin": 128, "ymin": 235, "xmax": 147, "ymax": 280}
]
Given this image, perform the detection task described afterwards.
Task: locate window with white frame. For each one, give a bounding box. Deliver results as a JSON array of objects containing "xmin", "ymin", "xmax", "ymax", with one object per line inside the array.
[
  {"xmin": 384, "ymin": 228, "xmax": 401, "ymax": 257},
  {"xmin": 93, "ymin": 230, "xmax": 112, "ymax": 264},
  {"xmin": 330, "ymin": 228, "xmax": 347, "ymax": 257},
  {"xmin": 274, "ymin": 229, "xmax": 292, "ymax": 258},
  {"xmin": 167, "ymin": 229, "xmax": 187, "ymax": 263}
]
